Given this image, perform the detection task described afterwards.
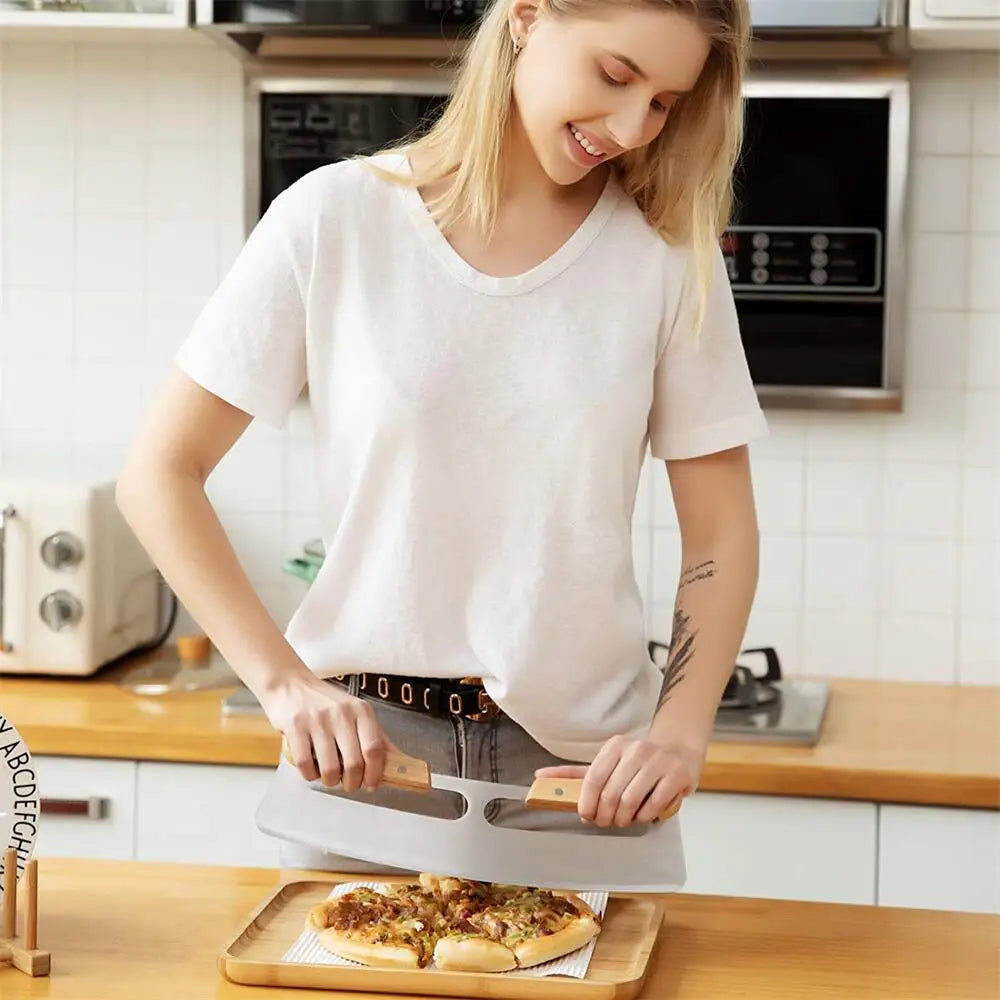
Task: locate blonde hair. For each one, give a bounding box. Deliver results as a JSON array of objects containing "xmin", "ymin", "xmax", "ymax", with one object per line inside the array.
[{"xmin": 369, "ymin": 0, "xmax": 750, "ymax": 337}]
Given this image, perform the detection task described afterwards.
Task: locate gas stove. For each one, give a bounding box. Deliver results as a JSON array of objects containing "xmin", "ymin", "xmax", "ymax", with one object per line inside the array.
[
  {"xmin": 715, "ymin": 647, "xmax": 829, "ymax": 746},
  {"xmin": 650, "ymin": 643, "xmax": 829, "ymax": 747}
]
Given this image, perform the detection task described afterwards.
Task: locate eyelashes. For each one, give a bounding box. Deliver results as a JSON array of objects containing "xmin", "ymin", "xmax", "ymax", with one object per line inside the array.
[{"xmin": 599, "ymin": 67, "xmax": 669, "ymax": 114}]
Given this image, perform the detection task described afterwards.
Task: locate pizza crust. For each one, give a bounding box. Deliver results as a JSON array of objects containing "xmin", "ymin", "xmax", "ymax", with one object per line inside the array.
[
  {"xmin": 317, "ymin": 927, "xmax": 423, "ymax": 969},
  {"xmin": 512, "ymin": 914, "xmax": 601, "ymax": 968},
  {"xmin": 433, "ymin": 935, "xmax": 518, "ymax": 972}
]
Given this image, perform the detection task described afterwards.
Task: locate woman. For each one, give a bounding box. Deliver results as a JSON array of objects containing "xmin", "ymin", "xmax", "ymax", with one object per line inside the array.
[{"xmin": 117, "ymin": 0, "xmax": 766, "ymax": 871}]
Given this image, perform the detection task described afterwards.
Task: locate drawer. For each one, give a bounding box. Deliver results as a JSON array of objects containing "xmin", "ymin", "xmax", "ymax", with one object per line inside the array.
[
  {"xmin": 135, "ymin": 761, "xmax": 280, "ymax": 867},
  {"xmin": 878, "ymin": 805, "xmax": 1000, "ymax": 915},
  {"xmin": 679, "ymin": 791, "xmax": 878, "ymax": 904},
  {"xmin": 33, "ymin": 756, "xmax": 137, "ymax": 861}
]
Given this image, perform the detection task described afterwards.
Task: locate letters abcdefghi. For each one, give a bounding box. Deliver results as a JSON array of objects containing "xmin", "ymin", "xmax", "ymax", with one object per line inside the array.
[{"xmin": 0, "ymin": 712, "xmax": 39, "ymax": 889}]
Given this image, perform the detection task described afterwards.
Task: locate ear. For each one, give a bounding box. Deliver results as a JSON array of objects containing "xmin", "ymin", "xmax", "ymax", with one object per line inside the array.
[{"xmin": 509, "ymin": 0, "xmax": 544, "ymax": 48}]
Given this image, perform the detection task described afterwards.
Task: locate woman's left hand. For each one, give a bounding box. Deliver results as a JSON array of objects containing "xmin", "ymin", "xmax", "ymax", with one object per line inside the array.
[{"xmin": 534, "ymin": 735, "xmax": 702, "ymax": 828}]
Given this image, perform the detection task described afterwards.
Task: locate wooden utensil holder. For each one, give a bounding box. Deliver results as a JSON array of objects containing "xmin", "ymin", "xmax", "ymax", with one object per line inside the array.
[{"xmin": 0, "ymin": 847, "xmax": 50, "ymax": 977}]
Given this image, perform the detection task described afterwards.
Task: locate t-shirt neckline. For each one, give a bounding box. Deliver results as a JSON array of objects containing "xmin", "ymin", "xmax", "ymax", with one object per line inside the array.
[{"xmin": 394, "ymin": 155, "xmax": 622, "ymax": 297}]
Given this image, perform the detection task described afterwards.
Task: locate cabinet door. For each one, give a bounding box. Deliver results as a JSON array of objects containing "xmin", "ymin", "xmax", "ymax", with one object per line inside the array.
[
  {"xmin": 678, "ymin": 792, "xmax": 877, "ymax": 904},
  {"xmin": 135, "ymin": 761, "xmax": 280, "ymax": 867},
  {"xmin": 34, "ymin": 756, "xmax": 137, "ymax": 861},
  {"xmin": 926, "ymin": 0, "xmax": 1000, "ymax": 17},
  {"xmin": 878, "ymin": 805, "xmax": 1000, "ymax": 915}
]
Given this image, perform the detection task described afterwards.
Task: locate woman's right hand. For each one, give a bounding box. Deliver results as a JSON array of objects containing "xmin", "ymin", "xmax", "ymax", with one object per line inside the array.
[{"xmin": 257, "ymin": 673, "xmax": 397, "ymax": 792}]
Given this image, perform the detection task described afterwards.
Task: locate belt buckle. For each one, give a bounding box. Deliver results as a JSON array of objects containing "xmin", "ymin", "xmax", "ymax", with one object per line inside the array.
[{"xmin": 468, "ymin": 687, "xmax": 500, "ymax": 721}]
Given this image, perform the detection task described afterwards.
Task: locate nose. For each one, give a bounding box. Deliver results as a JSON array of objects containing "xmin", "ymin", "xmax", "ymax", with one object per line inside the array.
[{"xmin": 606, "ymin": 99, "xmax": 650, "ymax": 151}]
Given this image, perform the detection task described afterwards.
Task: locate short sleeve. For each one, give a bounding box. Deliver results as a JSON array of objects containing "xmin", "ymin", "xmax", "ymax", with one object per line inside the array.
[
  {"xmin": 648, "ymin": 242, "xmax": 769, "ymax": 460},
  {"xmin": 175, "ymin": 188, "xmax": 308, "ymax": 429}
]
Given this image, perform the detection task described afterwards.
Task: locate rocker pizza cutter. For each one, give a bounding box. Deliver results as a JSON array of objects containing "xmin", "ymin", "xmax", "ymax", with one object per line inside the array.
[{"xmin": 256, "ymin": 743, "xmax": 686, "ymax": 893}]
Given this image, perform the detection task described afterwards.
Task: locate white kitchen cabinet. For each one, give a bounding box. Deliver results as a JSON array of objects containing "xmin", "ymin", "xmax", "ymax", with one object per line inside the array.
[
  {"xmin": 135, "ymin": 761, "xmax": 280, "ymax": 868},
  {"xmin": 678, "ymin": 792, "xmax": 878, "ymax": 904},
  {"xmin": 0, "ymin": 0, "xmax": 188, "ymax": 32},
  {"xmin": 878, "ymin": 805, "xmax": 1000, "ymax": 915},
  {"xmin": 34, "ymin": 756, "xmax": 137, "ymax": 861},
  {"xmin": 910, "ymin": 0, "xmax": 1000, "ymax": 48}
]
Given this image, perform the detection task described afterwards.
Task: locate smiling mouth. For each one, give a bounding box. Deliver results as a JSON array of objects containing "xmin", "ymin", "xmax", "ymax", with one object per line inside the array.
[{"xmin": 568, "ymin": 123, "xmax": 606, "ymax": 159}]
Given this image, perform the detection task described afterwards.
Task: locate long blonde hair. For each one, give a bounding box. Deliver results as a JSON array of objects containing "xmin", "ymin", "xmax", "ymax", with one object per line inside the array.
[{"xmin": 370, "ymin": 0, "xmax": 750, "ymax": 338}]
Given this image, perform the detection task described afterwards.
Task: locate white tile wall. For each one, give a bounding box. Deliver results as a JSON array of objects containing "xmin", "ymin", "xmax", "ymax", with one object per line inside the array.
[{"xmin": 0, "ymin": 39, "xmax": 997, "ymax": 686}]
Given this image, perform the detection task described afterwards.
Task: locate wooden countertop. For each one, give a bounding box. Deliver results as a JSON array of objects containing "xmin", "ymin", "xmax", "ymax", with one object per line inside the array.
[
  {"xmin": 1, "ymin": 858, "xmax": 997, "ymax": 999},
  {"xmin": 2, "ymin": 670, "xmax": 998, "ymax": 808}
]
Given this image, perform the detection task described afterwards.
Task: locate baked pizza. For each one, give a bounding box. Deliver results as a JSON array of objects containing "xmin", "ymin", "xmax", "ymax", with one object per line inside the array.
[{"xmin": 305, "ymin": 873, "xmax": 602, "ymax": 972}]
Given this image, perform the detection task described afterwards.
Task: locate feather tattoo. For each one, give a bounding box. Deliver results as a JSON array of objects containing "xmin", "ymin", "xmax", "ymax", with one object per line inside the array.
[{"xmin": 657, "ymin": 559, "xmax": 718, "ymax": 708}]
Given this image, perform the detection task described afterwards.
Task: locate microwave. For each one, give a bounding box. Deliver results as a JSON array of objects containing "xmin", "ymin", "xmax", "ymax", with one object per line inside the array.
[
  {"xmin": 0, "ymin": 477, "xmax": 168, "ymax": 676},
  {"xmin": 246, "ymin": 62, "xmax": 908, "ymax": 413}
]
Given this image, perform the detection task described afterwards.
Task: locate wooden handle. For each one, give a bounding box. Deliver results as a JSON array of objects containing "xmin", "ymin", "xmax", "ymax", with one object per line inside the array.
[
  {"xmin": 524, "ymin": 778, "xmax": 683, "ymax": 822},
  {"xmin": 280, "ymin": 738, "xmax": 430, "ymax": 792},
  {"xmin": 24, "ymin": 861, "xmax": 37, "ymax": 952},
  {"xmin": 176, "ymin": 634, "xmax": 211, "ymax": 665},
  {"xmin": 2, "ymin": 847, "xmax": 16, "ymax": 938}
]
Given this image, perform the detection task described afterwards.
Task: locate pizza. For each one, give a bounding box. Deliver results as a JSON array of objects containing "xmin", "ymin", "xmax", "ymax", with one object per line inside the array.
[{"xmin": 305, "ymin": 872, "xmax": 602, "ymax": 972}]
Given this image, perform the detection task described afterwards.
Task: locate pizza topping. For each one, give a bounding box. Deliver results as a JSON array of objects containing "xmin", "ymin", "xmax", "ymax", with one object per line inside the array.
[
  {"xmin": 547, "ymin": 895, "xmax": 580, "ymax": 917},
  {"xmin": 311, "ymin": 876, "xmax": 599, "ymax": 971},
  {"xmin": 327, "ymin": 900, "xmax": 367, "ymax": 930}
]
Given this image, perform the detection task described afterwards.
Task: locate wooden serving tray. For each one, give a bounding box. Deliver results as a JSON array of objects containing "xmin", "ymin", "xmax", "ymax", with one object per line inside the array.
[{"xmin": 219, "ymin": 877, "xmax": 665, "ymax": 998}]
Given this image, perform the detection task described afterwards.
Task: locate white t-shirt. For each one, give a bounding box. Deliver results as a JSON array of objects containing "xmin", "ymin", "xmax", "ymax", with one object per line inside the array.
[{"xmin": 176, "ymin": 154, "xmax": 768, "ymax": 761}]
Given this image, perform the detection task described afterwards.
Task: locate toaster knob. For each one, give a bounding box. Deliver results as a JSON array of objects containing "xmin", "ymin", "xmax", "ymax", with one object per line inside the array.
[
  {"xmin": 41, "ymin": 532, "xmax": 84, "ymax": 570},
  {"xmin": 39, "ymin": 590, "xmax": 83, "ymax": 631}
]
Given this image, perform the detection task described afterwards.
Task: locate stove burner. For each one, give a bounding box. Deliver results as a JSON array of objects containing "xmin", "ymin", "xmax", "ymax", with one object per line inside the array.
[
  {"xmin": 720, "ymin": 647, "xmax": 783, "ymax": 710},
  {"xmin": 648, "ymin": 643, "xmax": 784, "ymax": 710}
]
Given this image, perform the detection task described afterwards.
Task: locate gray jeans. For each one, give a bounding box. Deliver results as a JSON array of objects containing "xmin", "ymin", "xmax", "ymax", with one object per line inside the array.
[{"xmin": 278, "ymin": 681, "xmax": 629, "ymax": 873}]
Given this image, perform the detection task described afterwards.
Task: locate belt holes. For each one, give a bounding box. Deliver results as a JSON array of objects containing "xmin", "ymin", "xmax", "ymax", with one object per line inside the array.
[
  {"xmin": 378, "ymin": 677, "xmax": 389, "ymax": 698},
  {"xmin": 401, "ymin": 682, "xmax": 413, "ymax": 705}
]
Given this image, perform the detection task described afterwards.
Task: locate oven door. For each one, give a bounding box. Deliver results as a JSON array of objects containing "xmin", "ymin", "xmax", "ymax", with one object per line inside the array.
[
  {"xmin": 247, "ymin": 74, "xmax": 452, "ymax": 226},
  {"xmin": 730, "ymin": 71, "xmax": 909, "ymax": 411}
]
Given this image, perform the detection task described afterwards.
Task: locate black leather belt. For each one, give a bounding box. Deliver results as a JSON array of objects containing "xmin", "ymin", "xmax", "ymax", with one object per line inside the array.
[{"xmin": 329, "ymin": 672, "xmax": 502, "ymax": 723}]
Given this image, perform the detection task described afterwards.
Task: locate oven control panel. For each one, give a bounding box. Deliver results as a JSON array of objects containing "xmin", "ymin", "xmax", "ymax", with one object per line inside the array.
[{"xmin": 722, "ymin": 226, "xmax": 882, "ymax": 294}]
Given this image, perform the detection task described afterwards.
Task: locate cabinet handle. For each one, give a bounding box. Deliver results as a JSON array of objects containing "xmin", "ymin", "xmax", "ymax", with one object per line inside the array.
[
  {"xmin": 0, "ymin": 504, "xmax": 15, "ymax": 654},
  {"xmin": 39, "ymin": 797, "xmax": 109, "ymax": 819}
]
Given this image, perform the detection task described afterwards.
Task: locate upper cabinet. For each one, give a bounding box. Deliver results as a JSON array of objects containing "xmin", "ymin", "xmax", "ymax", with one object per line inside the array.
[
  {"xmin": 0, "ymin": 0, "xmax": 189, "ymax": 32},
  {"xmin": 909, "ymin": 0, "xmax": 1000, "ymax": 48}
]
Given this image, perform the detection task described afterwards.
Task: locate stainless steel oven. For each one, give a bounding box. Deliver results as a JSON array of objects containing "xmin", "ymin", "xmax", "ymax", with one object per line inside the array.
[
  {"xmin": 246, "ymin": 73, "xmax": 452, "ymax": 224},
  {"xmin": 728, "ymin": 70, "xmax": 909, "ymax": 411},
  {"xmin": 214, "ymin": 3, "xmax": 911, "ymax": 412}
]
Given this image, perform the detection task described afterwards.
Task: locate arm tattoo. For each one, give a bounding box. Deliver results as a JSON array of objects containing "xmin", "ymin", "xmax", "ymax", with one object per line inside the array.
[
  {"xmin": 678, "ymin": 560, "xmax": 717, "ymax": 587},
  {"xmin": 657, "ymin": 559, "xmax": 717, "ymax": 708},
  {"xmin": 659, "ymin": 607, "xmax": 696, "ymax": 706}
]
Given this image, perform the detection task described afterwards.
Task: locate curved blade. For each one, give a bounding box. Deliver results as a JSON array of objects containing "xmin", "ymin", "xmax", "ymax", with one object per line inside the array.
[{"xmin": 256, "ymin": 760, "xmax": 686, "ymax": 893}]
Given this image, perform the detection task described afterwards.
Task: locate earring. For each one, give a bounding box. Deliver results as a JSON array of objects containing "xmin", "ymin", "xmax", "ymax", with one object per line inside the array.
[{"xmin": 512, "ymin": 37, "xmax": 521, "ymax": 56}]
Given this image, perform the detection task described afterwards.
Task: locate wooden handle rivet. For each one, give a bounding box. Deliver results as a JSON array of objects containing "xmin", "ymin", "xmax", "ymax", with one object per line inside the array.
[{"xmin": 554, "ymin": 787, "xmax": 564, "ymax": 797}]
